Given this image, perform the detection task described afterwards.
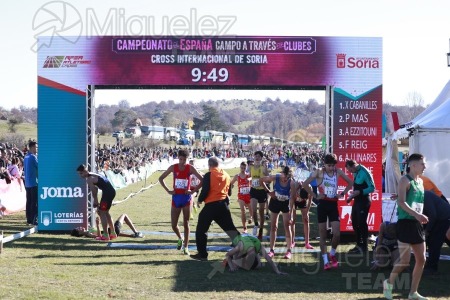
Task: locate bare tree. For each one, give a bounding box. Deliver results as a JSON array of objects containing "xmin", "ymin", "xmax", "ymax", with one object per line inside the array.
[
  {"xmin": 403, "ymin": 91, "xmax": 425, "ymax": 121},
  {"xmin": 118, "ymin": 100, "xmax": 130, "ymax": 109}
]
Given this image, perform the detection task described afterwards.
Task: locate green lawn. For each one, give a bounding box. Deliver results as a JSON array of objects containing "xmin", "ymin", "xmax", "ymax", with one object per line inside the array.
[
  {"xmin": 0, "ymin": 120, "xmax": 37, "ymax": 144},
  {"xmin": 1, "ymin": 170, "xmax": 449, "ymax": 299}
]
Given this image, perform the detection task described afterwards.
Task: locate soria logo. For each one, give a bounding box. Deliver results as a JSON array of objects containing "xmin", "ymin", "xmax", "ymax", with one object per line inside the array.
[
  {"xmin": 43, "ymin": 55, "xmax": 91, "ymax": 68},
  {"xmin": 336, "ymin": 53, "xmax": 379, "ymax": 69}
]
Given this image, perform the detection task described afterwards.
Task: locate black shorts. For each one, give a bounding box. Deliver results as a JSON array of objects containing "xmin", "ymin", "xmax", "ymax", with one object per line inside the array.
[
  {"xmin": 295, "ymin": 200, "xmax": 307, "ymax": 209},
  {"xmin": 317, "ymin": 200, "xmax": 339, "ymax": 223},
  {"xmin": 250, "ymin": 188, "xmax": 268, "ymax": 203},
  {"xmin": 268, "ymin": 198, "xmax": 290, "ymax": 214},
  {"xmin": 251, "ymin": 256, "xmax": 259, "ymax": 270},
  {"xmin": 99, "ymin": 190, "xmax": 116, "ymax": 211},
  {"xmin": 396, "ymin": 219, "xmax": 425, "ymax": 244},
  {"xmin": 114, "ymin": 220, "xmax": 122, "ymax": 235}
]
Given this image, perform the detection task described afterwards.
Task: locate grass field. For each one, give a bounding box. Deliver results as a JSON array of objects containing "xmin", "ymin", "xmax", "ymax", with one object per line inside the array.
[
  {"xmin": 0, "ymin": 120, "xmax": 37, "ymax": 144},
  {"xmin": 1, "ymin": 169, "xmax": 449, "ymax": 300}
]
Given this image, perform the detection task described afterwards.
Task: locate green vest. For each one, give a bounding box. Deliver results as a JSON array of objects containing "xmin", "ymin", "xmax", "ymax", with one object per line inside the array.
[
  {"xmin": 232, "ymin": 235, "xmax": 261, "ymax": 254},
  {"xmin": 397, "ymin": 175, "xmax": 424, "ymax": 220}
]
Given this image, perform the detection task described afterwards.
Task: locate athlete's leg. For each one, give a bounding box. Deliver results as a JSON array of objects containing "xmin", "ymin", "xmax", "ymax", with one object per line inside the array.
[
  {"xmin": 123, "ymin": 214, "xmax": 138, "ymax": 233},
  {"xmin": 330, "ymin": 221, "xmax": 340, "ymax": 251},
  {"xmin": 251, "ymin": 198, "xmax": 259, "ymax": 226},
  {"xmin": 238, "ymin": 200, "xmax": 247, "ymax": 231},
  {"xmin": 388, "ymin": 241, "xmax": 412, "ymax": 287},
  {"xmin": 171, "ymin": 206, "xmax": 183, "ymax": 240},
  {"xmin": 269, "ymin": 211, "xmax": 280, "ymax": 250},
  {"xmin": 291, "ymin": 208, "xmax": 297, "ymax": 246},
  {"xmin": 300, "ymin": 208, "xmax": 311, "ymax": 246},
  {"xmin": 181, "ymin": 203, "xmax": 191, "ymax": 248},
  {"xmin": 318, "ymin": 222, "xmax": 328, "ymax": 255},
  {"xmin": 258, "ymin": 201, "xmax": 266, "ymax": 234},
  {"xmin": 281, "ymin": 211, "xmax": 292, "ymax": 251},
  {"xmin": 409, "ymin": 242, "xmax": 426, "ymax": 295}
]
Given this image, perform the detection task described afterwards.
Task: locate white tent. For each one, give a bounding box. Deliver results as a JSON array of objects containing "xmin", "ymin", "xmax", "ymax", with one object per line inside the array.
[{"xmin": 393, "ymin": 80, "xmax": 450, "ymax": 197}]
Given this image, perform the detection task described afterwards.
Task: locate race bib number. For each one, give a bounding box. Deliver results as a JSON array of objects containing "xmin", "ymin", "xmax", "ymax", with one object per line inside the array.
[
  {"xmin": 411, "ymin": 202, "xmax": 424, "ymax": 214},
  {"xmin": 175, "ymin": 178, "xmax": 188, "ymax": 189},
  {"xmin": 324, "ymin": 186, "xmax": 336, "ymax": 198},
  {"xmin": 251, "ymin": 179, "xmax": 260, "ymax": 188},
  {"xmin": 190, "ymin": 176, "xmax": 200, "ymax": 188},
  {"xmin": 275, "ymin": 192, "xmax": 289, "ymax": 201},
  {"xmin": 240, "ymin": 187, "xmax": 250, "ymax": 195}
]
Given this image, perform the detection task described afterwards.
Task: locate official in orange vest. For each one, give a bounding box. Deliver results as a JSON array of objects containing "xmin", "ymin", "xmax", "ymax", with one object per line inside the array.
[{"xmin": 190, "ymin": 157, "xmax": 240, "ymax": 261}]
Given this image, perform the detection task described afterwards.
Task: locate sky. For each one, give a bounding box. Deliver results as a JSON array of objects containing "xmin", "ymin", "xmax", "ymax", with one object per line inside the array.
[{"xmin": 1, "ymin": 0, "xmax": 450, "ymax": 109}]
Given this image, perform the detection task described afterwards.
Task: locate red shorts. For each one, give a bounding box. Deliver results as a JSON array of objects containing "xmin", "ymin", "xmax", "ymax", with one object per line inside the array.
[{"xmin": 238, "ymin": 195, "xmax": 251, "ymax": 205}]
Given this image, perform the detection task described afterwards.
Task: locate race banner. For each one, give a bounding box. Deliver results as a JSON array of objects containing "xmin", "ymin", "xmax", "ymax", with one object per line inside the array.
[{"xmin": 37, "ymin": 35, "xmax": 382, "ymax": 232}]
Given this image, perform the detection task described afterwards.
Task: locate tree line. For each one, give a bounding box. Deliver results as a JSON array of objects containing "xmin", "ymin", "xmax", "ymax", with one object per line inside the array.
[{"xmin": 0, "ymin": 97, "xmax": 426, "ymax": 143}]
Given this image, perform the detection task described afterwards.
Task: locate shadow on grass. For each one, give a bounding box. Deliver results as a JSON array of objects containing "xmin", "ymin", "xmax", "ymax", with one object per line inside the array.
[{"xmin": 165, "ymin": 252, "xmax": 450, "ymax": 299}]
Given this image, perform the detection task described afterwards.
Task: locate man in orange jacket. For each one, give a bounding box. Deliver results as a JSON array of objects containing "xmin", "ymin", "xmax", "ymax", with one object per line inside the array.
[{"xmin": 190, "ymin": 157, "xmax": 240, "ymax": 261}]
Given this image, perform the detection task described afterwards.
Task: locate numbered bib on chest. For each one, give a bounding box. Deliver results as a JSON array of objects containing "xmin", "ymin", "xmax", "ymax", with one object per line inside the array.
[
  {"xmin": 240, "ymin": 187, "xmax": 250, "ymax": 195},
  {"xmin": 191, "ymin": 177, "xmax": 200, "ymax": 188},
  {"xmin": 324, "ymin": 186, "xmax": 336, "ymax": 198},
  {"xmin": 175, "ymin": 178, "xmax": 188, "ymax": 189},
  {"xmin": 275, "ymin": 192, "xmax": 289, "ymax": 201},
  {"xmin": 411, "ymin": 202, "xmax": 424, "ymax": 214},
  {"xmin": 251, "ymin": 179, "xmax": 260, "ymax": 188}
]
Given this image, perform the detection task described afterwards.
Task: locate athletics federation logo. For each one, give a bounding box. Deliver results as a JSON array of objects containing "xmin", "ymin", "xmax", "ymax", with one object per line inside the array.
[
  {"xmin": 43, "ymin": 56, "xmax": 65, "ymax": 68},
  {"xmin": 43, "ymin": 55, "xmax": 91, "ymax": 68}
]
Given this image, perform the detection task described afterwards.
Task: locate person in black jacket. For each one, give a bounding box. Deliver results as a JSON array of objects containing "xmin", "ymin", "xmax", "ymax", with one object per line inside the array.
[{"xmin": 423, "ymin": 191, "xmax": 450, "ymax": 274}]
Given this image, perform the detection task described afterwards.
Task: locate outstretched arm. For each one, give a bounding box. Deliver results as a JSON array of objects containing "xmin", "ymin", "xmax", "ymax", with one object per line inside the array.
[
  {"xmin": 303, "ymin": 170, "xmax": 320, "ymax": 199},
  {"xmin": 260, "ymin": 175, "xmax": 275, "ymax": 198},
  {"xmin": 337, "ymin": 168, "xmax": 353, "ymax": 196}
]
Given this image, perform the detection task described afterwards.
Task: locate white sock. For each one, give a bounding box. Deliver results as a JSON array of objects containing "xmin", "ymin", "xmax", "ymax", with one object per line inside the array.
[
  {"xmin": 322, "ymin": 254, "xmax": 329, "ymax": 264},
  {"xmin": 330, "ymin": 248, "xmax": 336, "ymax": 256}
]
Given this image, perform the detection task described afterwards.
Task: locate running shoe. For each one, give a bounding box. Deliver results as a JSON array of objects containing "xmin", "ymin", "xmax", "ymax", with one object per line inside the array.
[
  {"xmin": 177, "ymin": 239, "xmax": 183, "ymax": 250},
  {"xmin": 190, "ymin": 253, "xmax": 208, "ymax": 261},
  {"xmin": 329, "ymin": 254, "xmax": 338, "ymax": 268},
  {"xmin": 383, "ymin": 279, "xmax": 393, "ymax": 300},
  {"xmin": 252, "ymin": 225, "xmax": 259, "ymax": 236},
  {"xmin": 305, "ymin": 243, "xmax": 314, "ymax": 249},
  {"xmin": 264, "ymin": 213, "xmax": 270, "ymax": 220},
  {"xmin": 182, "ymin": 247, "xmax": 190, "ymax": 255},
  {"xmin": 323, "ymin": 262, "xmax": 332, "ymax": 271},
  {"xmin": 291, "ymin": 242, "xmax": 295, "ymax": 248},
  {"xmin": 408, "ymin": 292, "xmax": 428, "ymax": 300},
  {"xmin": 109, "ymin": 234, "xmax": 118, "ymax": 240},
  {"xmin": 268, "ymin": 249, "xmax": 275, "ymax": 258},
  {"xmin": 284, "ymin": 250, "xmax": 292, "ymax": 259},
  {"xmin": 134, "ymin": 232, "xmax": 144, "ymax": 238},
  {"xmin": 242, "ymin": 228, "xmax": 248, "ymax": 234},
  {"xmin": 95, "ymin": 235, "xmax": 110, "ymax": 242}
]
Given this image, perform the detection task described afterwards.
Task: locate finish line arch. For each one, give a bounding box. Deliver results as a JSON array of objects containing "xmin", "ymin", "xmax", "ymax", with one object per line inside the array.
[{"xmin": 37, "ymin": 36, "xmax": 382, "ymax": 232}]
